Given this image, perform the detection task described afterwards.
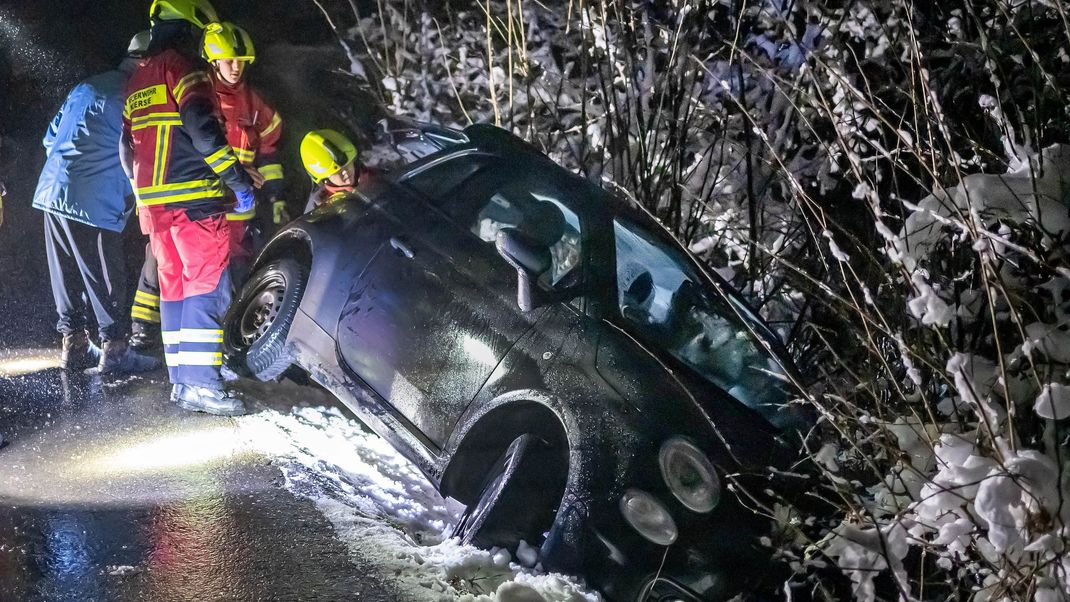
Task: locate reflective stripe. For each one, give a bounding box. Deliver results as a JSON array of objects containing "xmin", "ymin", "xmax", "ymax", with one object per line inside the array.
[
  {"xmin": 134, "ymin": 290, "xmax": 160, "ymax": 306},
  {"xmin": 172, "ymin": 71, "xmax": 209, "ymax": 105},
  {"xmin": 260, "ymin": 112, "xmax": 282, "ymax": 138},
  {"xmin": 136, "ymin": 179, "xmax": 224, "ymax": 206},
  {"xmin": 176, "ymin": 351, "xmax": 223, "ymax": 366},
  {"xmin": 226, "ymin": 210, "xmax": 257, "ymax": 221},
  {"xmin": 161, "ymin": 331, "xmax": 181, "ymax": 345},
  {"xmin": 180, "ymin": 328, "xmax": 224, "ymax": 344},
  {"xmin": 209, "ymin": 156, "xmax": 237, "ymax": 174},
  {"xmin": 259, "ymin": 163, "xmax": 283, "ymax": 181},
  {"xmin": 151, "ymin": 125, "xmax": 171, "ymax": 187},
  {"xmin": 205, "ymin": 146, "xmax": 238, "ymax": 174},
  {"xmin": 164, "ymin": 352, "xmax": 180, "ymax": 366},
  {"xmin": 131, "ymin": 306, "xmax": 161, "ymax": 323},
  {"xmin": 205, "ymin": 146, "xmax": 232, "ymax": 164},
  {"xmin": 233, "ymin": 147, "xmax": 255, "ymax": 164},
  {"xmin": 131, "ymin": 112, "xmax": 182, "ymax": 131}
]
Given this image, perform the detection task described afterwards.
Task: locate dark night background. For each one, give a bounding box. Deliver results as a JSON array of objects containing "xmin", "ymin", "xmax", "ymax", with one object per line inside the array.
[{"xmin": 0, "ymin": 0, "xmax": 365, "ymax": 343}]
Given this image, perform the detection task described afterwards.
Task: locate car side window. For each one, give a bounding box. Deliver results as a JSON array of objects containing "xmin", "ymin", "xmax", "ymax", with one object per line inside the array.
[
  {"xmin": 458, "ymin": 173, "xmax": 584, "ymax": 288},
  {"xmin": 400, "ymin": 152, "xmax": 493, "ymax": 200}
]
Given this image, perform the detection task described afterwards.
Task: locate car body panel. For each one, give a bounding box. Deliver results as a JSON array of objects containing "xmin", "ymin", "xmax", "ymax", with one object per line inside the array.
[
  {"xmin": 240, "ymin": 123, "xmax": 808, "ymax": 600},
  {"xmin": 337, "ymin": 182, "xmax": 543, "ymax": 448}
]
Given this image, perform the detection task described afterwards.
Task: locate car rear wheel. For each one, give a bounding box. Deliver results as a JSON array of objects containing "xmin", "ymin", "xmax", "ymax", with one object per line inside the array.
[
  {"xmin": 452, "ymin": 433, "xmax": 565, "ymax": 551},
  {"xmin": 224, "ymin": 258, "xmax": 308, "ymax": 381}
]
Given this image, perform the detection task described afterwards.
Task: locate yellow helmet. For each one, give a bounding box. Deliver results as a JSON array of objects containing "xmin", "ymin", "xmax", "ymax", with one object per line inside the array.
[
  {"xmin": 149, "ymin": 0, "xmax": 219, "ymax": 29},
  {"xmin": 301, "ymin": 130, "xmax": 358, "ymax": 183},
  {"xmin": 202, "ymin": 22, "xmax": 255, "ymax": 63}
]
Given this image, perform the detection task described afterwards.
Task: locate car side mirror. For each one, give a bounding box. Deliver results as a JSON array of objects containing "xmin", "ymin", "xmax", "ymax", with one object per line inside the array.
[{"xmin": 495, "ymin": 228, "xmax": 550, "ymax": 312}]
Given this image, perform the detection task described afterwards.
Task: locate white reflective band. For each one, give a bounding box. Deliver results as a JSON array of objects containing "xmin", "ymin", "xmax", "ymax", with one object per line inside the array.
[
  {"xmin": 176, "ymin": 351, "xmax": 223, "ymax": 366},
  {"xmin": 180, "ymin": 328, "xmax": 224, "ymax": 343},
  {"xmin": 164, "ymin": 352, "xmax": 180, "ymax": 366},
  {"xmin": 162, "ymin": 331, "xmax": 181, "ymax": 345}
]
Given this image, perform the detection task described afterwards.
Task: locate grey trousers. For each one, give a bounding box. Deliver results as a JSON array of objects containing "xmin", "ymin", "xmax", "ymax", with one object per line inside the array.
[{"xmin": 43, "ymin": 212, "xmax": 129, "ymax": 342}]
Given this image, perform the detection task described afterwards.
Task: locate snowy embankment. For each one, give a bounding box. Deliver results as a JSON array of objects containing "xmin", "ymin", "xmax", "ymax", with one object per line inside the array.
[{"xmin": 237, "ymin": 406, "xmax": 600, "ymax": 602}]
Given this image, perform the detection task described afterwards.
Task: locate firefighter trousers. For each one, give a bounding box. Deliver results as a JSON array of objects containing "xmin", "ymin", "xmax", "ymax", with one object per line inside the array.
[
  {"xmin": 133, "ymin": 215, "xmax": 263, "ymax": 323},
  {"xmin": 131, "ymin": 242, "xmax": 162, "ymax": 326},
  {"xmin": 140, "ymin": 207, "xmax": 231, "ymax": 389},
  {"xmin": 43, "ymin": 212, "xmax": 129, "ymax": 341}
]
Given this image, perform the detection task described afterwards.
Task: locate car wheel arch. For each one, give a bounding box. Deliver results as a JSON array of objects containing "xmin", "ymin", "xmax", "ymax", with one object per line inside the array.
[
  {"xmin": 440, "ymin": 390, "xmax": 575, "ymax": 506},
  {"xmin": 254, "ymin": 229, "xmax": 313, "ymax": 274}
]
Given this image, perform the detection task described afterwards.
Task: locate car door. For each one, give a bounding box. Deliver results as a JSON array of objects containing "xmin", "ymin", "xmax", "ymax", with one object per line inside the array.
[{"xmin": 336, "ymin": 153, "xmax": 582, "ymax": 448}]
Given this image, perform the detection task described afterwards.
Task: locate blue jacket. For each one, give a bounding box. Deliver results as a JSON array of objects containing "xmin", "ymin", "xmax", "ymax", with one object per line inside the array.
[{"xmin": 32, "ymin": 69, "xmax": 133, "ymax": 232}]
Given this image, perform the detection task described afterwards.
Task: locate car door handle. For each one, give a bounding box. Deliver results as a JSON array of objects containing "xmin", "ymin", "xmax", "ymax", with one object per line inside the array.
[{"xmin": 389, "ymin": 236, "xmax": 415, "ymax": 259}]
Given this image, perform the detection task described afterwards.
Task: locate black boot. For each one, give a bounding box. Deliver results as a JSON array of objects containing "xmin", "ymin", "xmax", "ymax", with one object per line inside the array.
[
  {"xmin": 129, "ymin": 321, "xmax": 161, "ymax": 351},
  {"xmin": 89, "ymin": 339, "xmax": 161, "ymax": 375},
  {"xmin": 61, "ymin": 331, "xmax": 101, "ymax": 370}
]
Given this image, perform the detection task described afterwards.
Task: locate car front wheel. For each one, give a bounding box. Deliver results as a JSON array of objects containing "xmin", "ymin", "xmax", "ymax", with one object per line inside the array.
[
  {"xmin": 224, "ymin": 258, "xmax": 308, "ymax": 381},
  {"xmin": 452, "ymin": 433, "xmax": 566, "ymax": 552}
]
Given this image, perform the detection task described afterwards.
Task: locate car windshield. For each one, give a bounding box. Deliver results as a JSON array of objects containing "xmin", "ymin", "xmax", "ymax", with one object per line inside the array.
[{"xmin": 613, "ymin": 217, "xmax": 794, "ymax": 428}]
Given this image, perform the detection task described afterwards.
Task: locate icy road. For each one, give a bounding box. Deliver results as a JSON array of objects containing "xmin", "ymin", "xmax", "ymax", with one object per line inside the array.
[{"xmin": 0, "ymin": 349, "xmax": 598, "ymax": 601}]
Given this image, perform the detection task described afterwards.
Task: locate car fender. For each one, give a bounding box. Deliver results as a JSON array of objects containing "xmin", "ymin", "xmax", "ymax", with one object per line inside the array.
[{"xmin": 253, "ymin": 195, "xmax": 384, "ymax": 335}]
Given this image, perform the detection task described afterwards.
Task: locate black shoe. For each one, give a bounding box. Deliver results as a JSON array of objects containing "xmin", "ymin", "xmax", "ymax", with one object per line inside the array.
[
  {"xmin": 129, "ymin": 322, "xmax": 161, "ymax": 351},
  {"xmin": 87, "ymin": 340, "xmax": 162, "ymax": 375},
  {"xmin": 61, "ymin": 331, "xmax": 101, "ymax": 370}
]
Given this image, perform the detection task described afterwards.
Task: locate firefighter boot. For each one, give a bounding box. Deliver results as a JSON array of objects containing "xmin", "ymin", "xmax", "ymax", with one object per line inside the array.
[
  {"xmin": 90, "ymin": 340, "xmax": 162, "ymax": 375},
  {"xmin": 129, "ymin": 321, "xmax": 161, "ymax": 351},
  {"xmin": 61, "ymin": 331, "xmax": 101, "ymax": 370},
  {"xmin": 175, "ymin": 385, "xmax": 247, "ymax": 417},
  {"xmin": 170, "ymin": 384, "xmax": 188, "ymax": 403}
]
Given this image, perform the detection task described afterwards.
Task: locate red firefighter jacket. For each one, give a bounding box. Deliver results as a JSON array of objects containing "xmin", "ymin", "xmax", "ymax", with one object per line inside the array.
[
  {"xmin": 122, "ymin": 48, "xmax": 250, "ymax": 216},
  {"xmin": 210, "ymin": 71, "xmax": 284, "ymax": 221},
  {"xmin": 303, "ymin": 167, "xmax": 375, "ymax": 214}
]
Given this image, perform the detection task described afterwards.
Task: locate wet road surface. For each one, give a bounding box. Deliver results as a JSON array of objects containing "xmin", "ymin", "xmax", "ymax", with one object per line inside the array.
[{"xmin": 0, "ymin": 344, "xmax": 401, "ymax": 601}]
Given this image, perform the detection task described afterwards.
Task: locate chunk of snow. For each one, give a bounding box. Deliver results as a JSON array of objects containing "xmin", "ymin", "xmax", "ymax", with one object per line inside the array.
[
  {"xmin": 893, "ymin": 144, "xmax": 1070, "ymax": 272},
  {"xmin": 1034, "ymin": 383, "xmax": 1070, "ymax": 420},
  {"xmin": 907, "ymin": 273, "xmax": 952, "ymax": 327},
  {"xmin": 822, "ymin": 521, "xmax": 909, "ymax": 602},
  {"xmin": 516, "ymin": 539, "xmax": 539, "ymax": 567}
]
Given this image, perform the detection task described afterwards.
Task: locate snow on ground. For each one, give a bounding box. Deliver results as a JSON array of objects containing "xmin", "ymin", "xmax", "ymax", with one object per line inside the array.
[{"xmin": 237, "ymin": 406, "xmax": 601, "ymax": 602}]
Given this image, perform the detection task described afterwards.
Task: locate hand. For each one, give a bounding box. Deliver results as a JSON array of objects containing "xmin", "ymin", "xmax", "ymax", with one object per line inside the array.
[
  {"xmin": 272, "ymin": 199, "xmax": 290, "ymax": 225},
  {"xmin": 244, "ymin": 165, "xmax": 265, "ymax": 189},
  {"xmin": 234, "ymin": 187, "xmax": 255, "ymax": 214}
]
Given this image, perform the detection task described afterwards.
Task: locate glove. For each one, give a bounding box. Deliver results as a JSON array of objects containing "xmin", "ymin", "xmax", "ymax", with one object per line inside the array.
[
  {"xmin": 234, "ymin": 187, "xmax": 256, "ymax": 214},
  {"xmin": 272, "ymin": 199, "xmax": 290, "ymax": 225}
]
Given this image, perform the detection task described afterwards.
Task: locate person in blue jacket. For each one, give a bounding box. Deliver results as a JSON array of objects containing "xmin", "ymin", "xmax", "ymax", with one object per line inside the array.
[{"xmin": 33, "ymin": 32, "xmax": 159, "ymax": 375}]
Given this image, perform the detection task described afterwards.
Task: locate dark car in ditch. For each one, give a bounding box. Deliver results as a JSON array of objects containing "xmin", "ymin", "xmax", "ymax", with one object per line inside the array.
[{"xmin": 224, "ymin": 122, "xmax": 810, "ymax": 601}]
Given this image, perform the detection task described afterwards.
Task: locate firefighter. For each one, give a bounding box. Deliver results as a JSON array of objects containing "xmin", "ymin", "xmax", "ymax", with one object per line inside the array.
[
  {"xmin": 120, "ymin": 0, "xmax": 256, "ymax": 415},
  {"xmin": 203, "ymin": 21, "xmax": 287, "ymax": 275},
  {"xmin": 300, "ymin": 129, "xmax": 371, "ymax": 213},
  {"xmin": 32, "ymin": 32, "xmax": 160, "ymax": 374},
  {"xmin": 130, "ymin": 21, "xmax": 286, "ymax": 348}
]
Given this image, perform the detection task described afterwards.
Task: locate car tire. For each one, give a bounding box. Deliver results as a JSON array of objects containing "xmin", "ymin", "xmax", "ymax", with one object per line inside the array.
[
  {"xmin": 452, "ymin": 433, "xmax": 564, "ymax": 551},
  {"xmin": 224, "ymin": 258, "xmax": 308, "ymax": 382}
]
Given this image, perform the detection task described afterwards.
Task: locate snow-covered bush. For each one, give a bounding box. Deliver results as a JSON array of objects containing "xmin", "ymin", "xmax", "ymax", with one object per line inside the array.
[{"xmin": 312, "ymin": 0, "xmax": 1070, "ymax": 598}]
